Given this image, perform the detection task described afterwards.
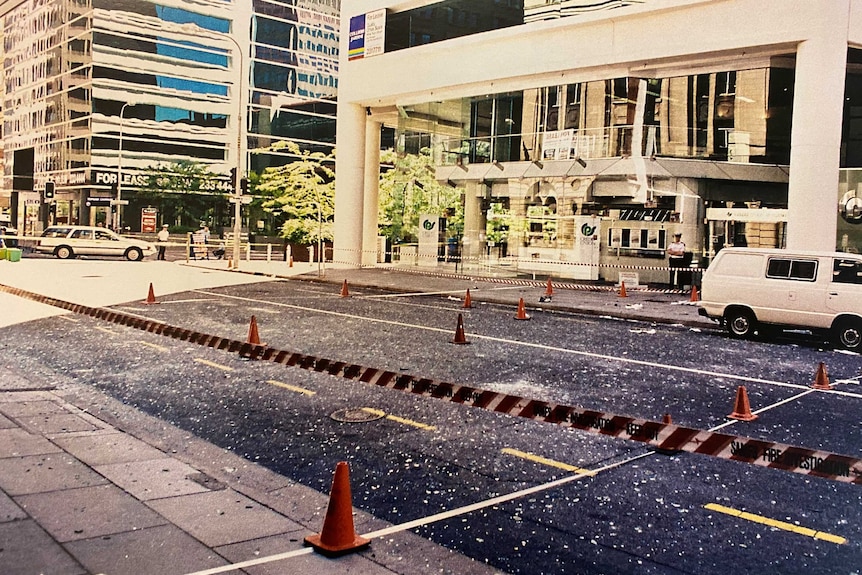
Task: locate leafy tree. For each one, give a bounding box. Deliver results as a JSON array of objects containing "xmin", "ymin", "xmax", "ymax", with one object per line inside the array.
[
  {"xmin": 136, "ymin": 161, "xmax": 228, "ymax": 229},
  {"xmin": 378, "ymin": 148, "xmax": 463, "ymax": 243},
  {"xmin": 259, "ymin": 141, "xmax": 335, "ymax": 245}
]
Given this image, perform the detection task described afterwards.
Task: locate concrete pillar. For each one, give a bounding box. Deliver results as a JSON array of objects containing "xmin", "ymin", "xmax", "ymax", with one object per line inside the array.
[
  {"xmin": 333, "ymin": 103, "xmax": 366, "ymax": 266},
  {"xmin": 462, "ymin": 182, "xmax": 487, "ymax": 261},
  {"xmin": 362, "ymin": 121, "xmax": 381, "ymax": 265},
  {"xmin": 786, "ymin": 8, "xmax": 848, "ymax": 251}
]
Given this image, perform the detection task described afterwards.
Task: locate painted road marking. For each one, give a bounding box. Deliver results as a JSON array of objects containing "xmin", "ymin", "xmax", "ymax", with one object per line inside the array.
[
  {"xmin": 193, "ymin": 358, "xmax": 234, "ymax": 372},
  {"xmin": 193, "ymin": 289, "xmax": 862, "ymax": 399},
  {"xmin": 6, "ymin": 284, "xmax": 860, "ymax": 484},
  {"xmin": 360, "ymin": 408, "xmax": 436, "ymax": 430},
  {"xmin": 502, "ymin": 447, "xmax": 595, "ymax": 475},
  {"xmin": 139, "ymin": 341, "xmax": 169, "ymax": 352},
  {"xmin": 704, "ymin": 503, "xmax": 846, "ymax": 544},
  {"xmin": 94, "ymin": 326, "xmax": 116, "ymax": 335},
  {"xmin": 183, "ymin": 451, "xmax": 650, "ymax": 575},
  {"xmin": 57, "ymin": 315, "xmax": 79, "ymax": 323},
  {"xmin": 266, "ymin": 379, "xmax": 315, "ymax": 396}
]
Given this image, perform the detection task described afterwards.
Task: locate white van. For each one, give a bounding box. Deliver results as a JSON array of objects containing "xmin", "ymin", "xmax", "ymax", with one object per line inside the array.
[{"xmin": 698, "ymin": 248, "xmax": 862, "ymax": 350}]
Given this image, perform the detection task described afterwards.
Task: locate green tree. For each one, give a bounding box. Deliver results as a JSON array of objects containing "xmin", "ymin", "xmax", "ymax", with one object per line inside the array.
[
  {"xmin": 259, "ymin": 141, "xmax": 335, "ymax": 245},
  {"xmin": 137, "ymin": 161, "xmax": 228, "ymax": 229},
  {"xmin": 378, "ymin": 148, "xmax": 463, "ymax": 243}
]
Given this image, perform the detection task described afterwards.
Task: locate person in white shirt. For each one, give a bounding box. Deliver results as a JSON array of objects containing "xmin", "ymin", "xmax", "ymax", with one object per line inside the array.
[
  {"xmin": 157, "ymin": 224, "xmax": 170, "ymax": 260},
  {"xmin": 667, "ymin": 233, "xmax": 686, "ymax": 288}
]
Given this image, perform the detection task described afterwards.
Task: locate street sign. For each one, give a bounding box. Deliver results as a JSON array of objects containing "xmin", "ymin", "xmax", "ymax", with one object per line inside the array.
[
  {"xmin": 141, "ymin": 208, "xmax": 158, "ymax": 233},
  {"xmin": 110, "ymin": 199, "xmax": 130, "ymax": 206}
]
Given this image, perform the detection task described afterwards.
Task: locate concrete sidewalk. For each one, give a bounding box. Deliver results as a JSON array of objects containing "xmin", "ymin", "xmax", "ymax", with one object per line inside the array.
[{"xmin": 0, "ymin": 259, "xmax": 715, "ymax": 575}]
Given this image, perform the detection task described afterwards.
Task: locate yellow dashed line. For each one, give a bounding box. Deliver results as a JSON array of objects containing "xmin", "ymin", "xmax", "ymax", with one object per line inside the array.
[
  {"xmin": 267, "ymin": 380, "xmax": 316, "ymax": 396},
  {"xmin": 94, "ymin": 326, "xmax": 115, "ymax": 335},
  {"xmin": 193, "ymin": 358, "xmax": 234, "ymax": 372},
  {"xmin": 360, "ymin": 408, "xmax": 436, "ymax": 431},
  {"xmin": 139, "ymin": 341, "xmax": 169, "ymax": 352},
  {"xmin": 704, "ymin": 503, "xmax": 846, "ymax": 544},
  {"xmin": 501, "ymin": 448, "xmax": 596, "ymax": 475}
]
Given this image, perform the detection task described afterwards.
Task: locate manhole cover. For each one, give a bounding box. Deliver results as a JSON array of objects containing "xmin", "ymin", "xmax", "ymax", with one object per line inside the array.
[{"xmin": 330, "ymin": 407, "xmax": 385, "ymax": 423}]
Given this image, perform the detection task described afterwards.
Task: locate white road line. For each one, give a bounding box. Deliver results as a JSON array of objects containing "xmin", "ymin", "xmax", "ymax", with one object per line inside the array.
[
  {"xmin": 183, "ymin": 451, "xmax": 653, "ymax": 575},
  {"xmin": 193, "ymin": 289, "xmax": 862, "ymax": 399},
  {"xmin": 361, "ymin": 451, "xmax": 652, "ymax": 539}
]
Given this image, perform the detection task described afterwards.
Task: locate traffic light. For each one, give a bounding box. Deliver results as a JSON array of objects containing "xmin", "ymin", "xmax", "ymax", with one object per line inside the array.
[
  {"xmin": 230, "ymin": 168, "xmax": 238, "ymax": 190},
  {"xmin": 44, "ymin": 181, "xmax": 55, "ymax": 199},
  {"xmin": 240, "ymin": 177, "xmax": 248, "ymax": 193}
]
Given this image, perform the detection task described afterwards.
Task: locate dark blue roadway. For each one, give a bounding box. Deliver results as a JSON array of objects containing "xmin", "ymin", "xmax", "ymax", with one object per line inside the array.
[{"xmin": 4, "ymin": 279, "xmax": 861, "ymax": 574}]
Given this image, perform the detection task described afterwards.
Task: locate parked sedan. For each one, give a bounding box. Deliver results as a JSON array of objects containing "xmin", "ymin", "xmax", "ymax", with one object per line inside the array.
[{"xmin": 36, "ymin": 226, "xmax": 155, "ymax": 261}]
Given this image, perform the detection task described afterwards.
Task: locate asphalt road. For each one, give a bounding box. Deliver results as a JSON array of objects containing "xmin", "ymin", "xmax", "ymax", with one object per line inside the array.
[{"xmin": 3, "ymin": 274, "xmax": 862, "ymax": 574}]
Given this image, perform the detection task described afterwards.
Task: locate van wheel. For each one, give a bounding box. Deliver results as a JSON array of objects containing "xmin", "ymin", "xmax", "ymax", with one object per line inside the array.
[
  {"xmin": 55, "ymin": 246, "xmax": 74, "ymax": 259},
  {"xmin": 725, "ymin": 309, "xmax": 756, "ymax": 339},
  {"xmin": 833, "ymin": 319, "xmax": 862, "ymax": 351}
]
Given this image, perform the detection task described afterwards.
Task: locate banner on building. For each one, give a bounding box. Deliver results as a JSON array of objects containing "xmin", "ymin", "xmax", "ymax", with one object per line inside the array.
[
  {"xmin": 348, "ymin": 9, "xmax": 386, "ymax": 61},
  {"xmin": 541, "ymin": 129, "xmax": 573, "ymax": 160}
]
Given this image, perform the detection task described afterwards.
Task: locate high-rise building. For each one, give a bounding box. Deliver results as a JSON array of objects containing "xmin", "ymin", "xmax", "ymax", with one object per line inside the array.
[{"xmin": 0, "ymin": 0, "xmax": 339, "ymax": 235}]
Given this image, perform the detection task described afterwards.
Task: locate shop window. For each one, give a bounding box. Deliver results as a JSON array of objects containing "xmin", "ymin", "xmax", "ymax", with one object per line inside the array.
[{"xmin": 608, "ymin": 228, "xmax": 667, "ymax": 256}]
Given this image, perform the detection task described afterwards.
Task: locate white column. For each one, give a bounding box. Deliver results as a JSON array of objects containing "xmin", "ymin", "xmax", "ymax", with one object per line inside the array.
[
  {"xmin": 333, "ymin": 103, "xmax": 367, "ymax": 267},
  {"xmin": 362, "ymin": 121, "xmax": 382, "ymax": 266},
  {"xmin": 786, "ymin": 11, "xmax": 848, "ymax": 251},
  {"xmin": 462, "ymin": 182, "xmax": 486, "ymax": 261}
]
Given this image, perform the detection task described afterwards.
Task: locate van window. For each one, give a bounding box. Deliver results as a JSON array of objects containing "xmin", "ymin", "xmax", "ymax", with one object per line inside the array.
[
  {"xmin": 766, "ymin": 258, "xmax": 818, "ymax": 281},
  {"xmin": 832, "ymin": 258, "xmax": 862, "ymax": 284}
]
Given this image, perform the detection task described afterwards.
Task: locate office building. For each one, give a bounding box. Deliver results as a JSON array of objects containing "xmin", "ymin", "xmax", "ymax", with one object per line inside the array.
[
  {"xmin": 0, "ymin": 0, "xmax": 339, "ymax": 235},
  {"xmin": 337, "ymin": 0, "xmax": 862, "ymax": 283}
]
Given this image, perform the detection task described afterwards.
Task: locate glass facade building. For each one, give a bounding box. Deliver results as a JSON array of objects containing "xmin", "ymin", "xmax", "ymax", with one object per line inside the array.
[
  {"xmin": 336, "ymin": 1, "xmax": 862, "ymax": 277},
  {"xmin": 1, "ymin": 0, "xmax": 339, "ymax": 234}
]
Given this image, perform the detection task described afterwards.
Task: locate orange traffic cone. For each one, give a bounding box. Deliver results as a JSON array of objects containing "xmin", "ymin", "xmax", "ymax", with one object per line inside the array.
[
  {"xmin": 463, "ymin": 289, "xmax": 473, "ymax": 309},
  {"xmin": 619, "ymin": 281, "xmax": 627, "ymax": 298},
  {"xmin": 728, "ymin": 386, "xmax": 758, "ymax": 421},
  {"xmin": 143, "ymin": 283, "xmax": 158, "ymax": 305},
  {"xmin": 514, "ymin": 297, "xmax": 531, "ymax": 321},
  {"xmin": 544, "ymin": 278, "xmax": 554, "ymax": 297},
  {"xmin": 690, "ymin": 285, "xmax": 699, "ymax": 302},
  {"xmin": 451, "ymin": 313, "xmax": 470, "ymax": 344},
  {"xmin": 247, "ymin": 315, "xmax": 263, "ymax": 345},
  {"xmin": 305, "ymin": 462, "xmax": 370, "ymax": 556},
  {"xmin": 811, "ymin": 362, "xmax": 831, "ymax": 390},
  {"xmin": 227, "ymin": 258, "xmax": 233, "ymax": 269},
  {"xmin": 289, "ymin": 256, "xmax": 294, "ymax": 268},
  {"xmin": 340, "ymin": 279, "xmax": 350, "ymax": 298}
]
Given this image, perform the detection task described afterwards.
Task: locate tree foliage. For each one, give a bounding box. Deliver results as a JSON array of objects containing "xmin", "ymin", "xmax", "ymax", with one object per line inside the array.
[
  {"xmin": 136, "ymin": 161, "xmax": 228, "ymax": 229},
  {"xmin": 378, "ymin": 148, "xmax": 463, "ymax": 243},
  {"xmin": 259, "ymin": 141, "xmax": 335, "ymax": 245}
]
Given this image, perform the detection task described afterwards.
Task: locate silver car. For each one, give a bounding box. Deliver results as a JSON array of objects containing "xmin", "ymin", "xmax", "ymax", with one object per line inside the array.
[{"xmin": 37, "ymin": 225, "xmax": 155, "ymax": 261}]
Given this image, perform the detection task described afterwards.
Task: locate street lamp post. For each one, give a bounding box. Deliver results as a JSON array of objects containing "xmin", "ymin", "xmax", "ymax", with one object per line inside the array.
[
  {"xmin": 116, "ymin": 102, "xmax": 132, "ymax": 231},
  {"xmin": 179, "ymin": 22, "xmax": 245, "ymax": 269}
]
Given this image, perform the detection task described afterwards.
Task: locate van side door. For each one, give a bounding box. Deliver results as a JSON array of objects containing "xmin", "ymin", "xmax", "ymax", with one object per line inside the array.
[{"xmin": 763, "ymin": 257, "xmax": 826, "ymax": 328}]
